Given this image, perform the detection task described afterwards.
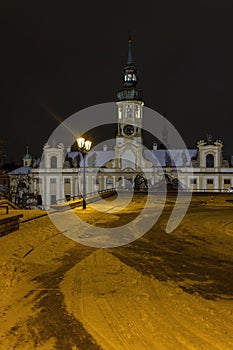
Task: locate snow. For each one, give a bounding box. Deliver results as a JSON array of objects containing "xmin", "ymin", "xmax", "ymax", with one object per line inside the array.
[
  {"xmin": 8, "ymin": 166, "xmax": 32, "ymax": 175},
  {"xmin": 144, "ymin": 149, "xmax": 198, "ymax": 167},
  {"xmin": 68, "ymin": 150, "xmax": 115, "ymax": 167},
  {"xmin": 0, "ymin": 194, "xmax": 233, "ymax": 349},
  {"xmin": 67, "ymin": 149, "xmax": 198, "ymax": 167}
]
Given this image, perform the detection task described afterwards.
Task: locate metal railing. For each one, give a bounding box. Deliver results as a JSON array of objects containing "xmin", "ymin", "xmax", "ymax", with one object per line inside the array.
[
  {"xmin": 187, "ymin": 188, "xmax": 232, "ymax": 193},
  {"xmin": 56, "ymin": 188, "xmax": 116, "ymax": 204}
]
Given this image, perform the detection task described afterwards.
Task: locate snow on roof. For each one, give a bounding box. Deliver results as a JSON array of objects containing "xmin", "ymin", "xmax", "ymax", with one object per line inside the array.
[
  {"xmin": 67, "ymin": 150, "xmax": 115, "ymax": 167},
  {"xmin": 67, "ymin": 149, "xmax": 197, "ymax": 168},
  {"xmin": 144, "ymin": 149, "xmax": 198, "ymax": 167},
  {"xmin": 8, "ymin": 166, "xmax": 32, "ymax": 175}
]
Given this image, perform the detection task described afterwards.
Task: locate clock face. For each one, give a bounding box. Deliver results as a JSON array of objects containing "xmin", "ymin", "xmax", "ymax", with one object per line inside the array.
[{"xmin": 123, "ymin": 124, "xmax": 134, "ymax": 136}]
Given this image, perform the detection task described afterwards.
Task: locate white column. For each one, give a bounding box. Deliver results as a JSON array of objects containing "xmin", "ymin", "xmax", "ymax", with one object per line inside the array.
[
  {"xmin": 91, "ymin": 174, "xmax": 94, "ymax": 193},
  {"xmin": 197, "ymin": 177, "xmax": 200, "ymax": 192},
  {"xmin": 56, "ymin": 175, "xmax": 61, "ymax": 202},
  {"xmin": 45, "ymin": 175, "xmax": 51, "ymax": 209},
  {"xmin": 79, "ymin": 173, "xmax": 82, "ymax": 196},
  {"xmin": 70, "ymin": 177, "xmax": 73, "ymax": 198},
  {"xmin": 39, "ymin": 177, "xmax": 44, "ymax": 205},
  {"xmin": 104, "ymin": 176, "xmax": 107, "ymax": 190},
  {"xmin": 74, "ymin": 176, "xmax": 79, "ymax": 197}
]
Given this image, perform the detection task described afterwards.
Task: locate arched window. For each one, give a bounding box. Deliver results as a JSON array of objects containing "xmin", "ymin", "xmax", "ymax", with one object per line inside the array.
[
  {"xmin": 50, "ymin": 156, "xmax": 57, "ymax": 168},
  {"xmin": 206, "ymin": 154, "xmax": 214, "ymax": 168}
]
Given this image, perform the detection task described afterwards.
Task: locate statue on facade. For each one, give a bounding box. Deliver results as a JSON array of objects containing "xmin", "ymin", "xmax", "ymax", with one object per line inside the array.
[{"xmin": 134, "ymin": 173, "xmax": 148, "ymax": 191}]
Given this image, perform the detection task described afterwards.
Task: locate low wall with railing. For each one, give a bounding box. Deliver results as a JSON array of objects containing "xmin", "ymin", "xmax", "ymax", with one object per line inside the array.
[
  {"xmin": 0, "ymin": 214, "xmax": 23, "ymax": 237},
  {"xmin": 51, "ymin": 188, "xmax": 117, "ymax": 211}
]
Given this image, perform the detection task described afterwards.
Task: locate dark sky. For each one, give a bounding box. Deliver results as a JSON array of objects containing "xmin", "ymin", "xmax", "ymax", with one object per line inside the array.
[{"xmin": 1, "ymin": 0, "xmax": 233, "ymax": 163}]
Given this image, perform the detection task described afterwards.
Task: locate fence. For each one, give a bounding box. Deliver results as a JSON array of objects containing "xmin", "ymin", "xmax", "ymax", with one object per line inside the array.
[{"xmin": 56, "ymin": 188, "xmax": 116, "ymax": 205}]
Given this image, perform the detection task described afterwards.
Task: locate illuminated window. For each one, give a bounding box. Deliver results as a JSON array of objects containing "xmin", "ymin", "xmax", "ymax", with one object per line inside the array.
[{"xmin": 135, "ymin": 105, "xmax": 140, "ymax": 118}]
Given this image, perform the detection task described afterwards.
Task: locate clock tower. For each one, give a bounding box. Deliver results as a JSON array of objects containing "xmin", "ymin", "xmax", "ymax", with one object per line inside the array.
[{"xmin": 114, "ymin": 39, "xmax": 151, "ymax": 173}]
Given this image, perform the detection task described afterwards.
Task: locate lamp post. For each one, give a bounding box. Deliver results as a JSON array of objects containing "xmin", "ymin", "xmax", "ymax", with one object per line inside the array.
[{"xmin": 76, "ymin": 137, "xmax": 92, "ymax": 209}]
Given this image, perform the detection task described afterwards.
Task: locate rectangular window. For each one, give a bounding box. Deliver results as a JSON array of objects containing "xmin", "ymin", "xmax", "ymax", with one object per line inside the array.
[
  {"xmin": 135, "ymin": 105, "xmax": 140, "ymax": 118},
  {"xmin": 224, "ymin": 179, "xmax": 231, "ymax": 185},
  {"xmin": 190, "ymin": 178, "xmax": 197, "ymax": 185},
  {"xmin": 37, "ymin": 195, "xmax": 42, "ymax": 205},
  {"xmin": 64, "ymin": 178, "xmax": 71, "ymax": 184},
  {"xmin": 126, "ymin": 104, "xmax": 132, "ymax": 118},
  {"xmin": 50, "ymin": 178, "xmax": 56, "ymax": 184},
  {"xmin": 207, "ymin": 179, "xmax": 214, "ymax": 184},
  {"xmin": 107, "ymin": 178, "xmax": 113, "ymax": 184}
]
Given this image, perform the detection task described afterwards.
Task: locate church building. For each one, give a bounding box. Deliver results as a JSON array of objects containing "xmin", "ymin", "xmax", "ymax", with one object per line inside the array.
[{"xmin": 8, "ymin": 40, "xmax": 233, "ymax": 209}]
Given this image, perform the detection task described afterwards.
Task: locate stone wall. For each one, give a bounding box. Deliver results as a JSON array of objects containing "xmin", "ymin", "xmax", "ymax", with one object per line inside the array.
[{"xmin": 0, "ymin": 214, "xmax": 23, "ymax": 237}]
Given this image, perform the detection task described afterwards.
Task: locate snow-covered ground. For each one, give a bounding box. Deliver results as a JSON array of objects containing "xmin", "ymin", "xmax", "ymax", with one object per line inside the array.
[{"xmin": 0, "ymin": 194, "xmax": 233, "ymax": 349}]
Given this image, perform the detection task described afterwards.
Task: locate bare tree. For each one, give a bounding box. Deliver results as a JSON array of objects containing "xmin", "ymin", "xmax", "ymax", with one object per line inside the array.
[{"xmin": 7, "ymin": 174, "xmax": 38, "ymax": 209}]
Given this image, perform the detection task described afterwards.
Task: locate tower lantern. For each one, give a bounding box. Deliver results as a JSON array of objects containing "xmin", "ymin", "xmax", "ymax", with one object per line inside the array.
[{"xmin": 117, "ymin": 38, "xmax": 142, "ymax": 101}]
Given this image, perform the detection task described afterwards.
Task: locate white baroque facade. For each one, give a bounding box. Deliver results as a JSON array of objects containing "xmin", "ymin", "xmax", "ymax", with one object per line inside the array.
[{"xmin": 8, "ymin": 41, "xmax": 233, "ymax": 209}]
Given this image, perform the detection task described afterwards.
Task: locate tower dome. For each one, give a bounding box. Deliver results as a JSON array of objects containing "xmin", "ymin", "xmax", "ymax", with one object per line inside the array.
[{"xmin": 23, "ymin": 146, "xmax": 32, "ymax": 167}]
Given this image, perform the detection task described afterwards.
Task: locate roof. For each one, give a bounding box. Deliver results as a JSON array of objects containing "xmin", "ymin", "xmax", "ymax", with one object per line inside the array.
[
  {"xmin": 67, "ymin": 149, "xmax": 198, "ymax": 168},
  {"xmin": 8, "ymin": 166, "xmax": 32, "ymax": 175},
  {"xmin": 67, "ymin": 150, "xmax": 115, "ymax": 167},
  {"xmin": 144, "ymin": 149, "xmax": 198, "ymax": 167}
]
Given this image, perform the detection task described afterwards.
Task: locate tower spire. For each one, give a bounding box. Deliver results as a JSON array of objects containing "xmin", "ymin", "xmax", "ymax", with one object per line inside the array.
[
  {"xmin": 127, "ymin": 37, "xmax": 133, "ymax": 65},
  {"xmin": 116, "ymin": 38, "xmax": 142, "ymax": 101}
]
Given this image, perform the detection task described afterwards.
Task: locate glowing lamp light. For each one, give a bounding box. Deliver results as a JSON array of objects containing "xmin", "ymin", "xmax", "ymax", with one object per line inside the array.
[
  {"xmin": 85, "ymin": 140, "xmax": 92, "ymax": 151},
  {"xmin": 77, "ymin": 137, "xmax": 85, "ymax": 149}
]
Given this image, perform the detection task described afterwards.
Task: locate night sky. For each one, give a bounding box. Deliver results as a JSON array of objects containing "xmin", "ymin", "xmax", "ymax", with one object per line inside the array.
[{"xmin": 1, "ymin": 0, "xmax": 233, "ymax": 163}]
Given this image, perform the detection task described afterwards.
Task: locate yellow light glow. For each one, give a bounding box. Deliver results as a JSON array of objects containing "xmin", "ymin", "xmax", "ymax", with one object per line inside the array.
[
  {"xmin": 85, "ymin": 140, "xmax": 92, "ymax": 151},
  {"xmin": 77, "ymin": 137, "xmax": 85, "ymax": 148}
]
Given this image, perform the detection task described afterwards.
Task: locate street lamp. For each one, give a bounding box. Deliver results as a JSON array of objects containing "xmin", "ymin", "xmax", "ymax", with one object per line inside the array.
[{"xmin": 76, "ymin": 137, "xmax": 92, "ymax": 209}]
